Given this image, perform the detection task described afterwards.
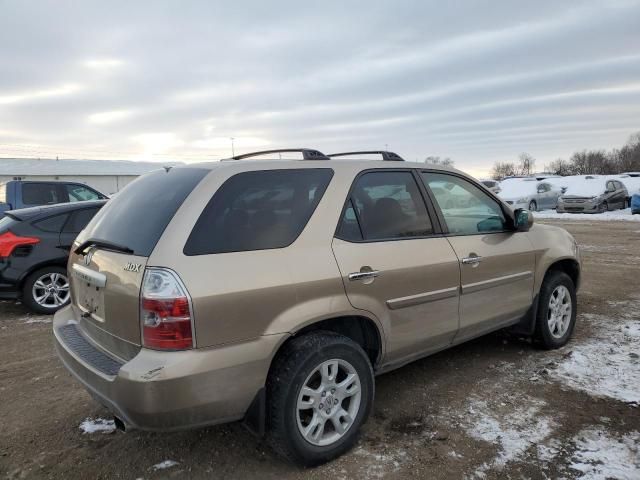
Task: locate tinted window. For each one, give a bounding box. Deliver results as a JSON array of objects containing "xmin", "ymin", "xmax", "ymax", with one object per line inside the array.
[
  {"xmin": 66, "ymin": 185, "xmax": 101, "ymax": 202},
  {"xmin": 82, "ymin": 168, "xmax": 208, "ymax": 256},
  {"xmin": 22, "ymin": 183, "xmax": 62, "ymax": 205},
  {"xmin": 63, "ymin": 207, "xmax": 101, "ymax": 233},
  {"xmin": 33, "ymin": 214, "xmax": 68, "ymax": 233},
  {"xmin": 184, "ymin": 169, "xmax": 333, "ymax": 255},
  {"xmin": 345, "ymin": 171, "xmax": 432, "ymax": 240},
  {"xmin": 336, "ymin": 199, "xmax": 362, "ymax": 241},
  {"xmin": 422, "ymin": 172, "xmax": 507, "ymax": 235}
]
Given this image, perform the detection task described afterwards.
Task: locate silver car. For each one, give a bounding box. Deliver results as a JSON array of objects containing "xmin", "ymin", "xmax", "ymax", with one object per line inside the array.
[
  {"xmin": 557, "ymin": 179, "xmax": 628, "ymax": 213},
  {"xmin": 499, "ymin": 179, "xmax": 561, "ymax": 212}
]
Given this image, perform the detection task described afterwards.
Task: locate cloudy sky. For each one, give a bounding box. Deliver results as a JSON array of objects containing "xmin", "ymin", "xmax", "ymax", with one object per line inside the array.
[{"xmin": 1, "ymin": 0, "xmax": 640, "ymax": 176}]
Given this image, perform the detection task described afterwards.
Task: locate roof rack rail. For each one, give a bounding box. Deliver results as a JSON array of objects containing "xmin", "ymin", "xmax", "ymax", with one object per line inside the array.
[
  {"xmin": 231, "ymin": 148, "xmax": 330, "ymax": 161},
  {"xmin": 327, "ymin": 151, "xmax": 405, "ymax": 161}
]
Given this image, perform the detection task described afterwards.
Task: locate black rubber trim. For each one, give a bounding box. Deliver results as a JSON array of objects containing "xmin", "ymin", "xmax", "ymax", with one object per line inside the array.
[{"xmin": 58, "ymin": 324, "xmax": 123, "ymax": 376}]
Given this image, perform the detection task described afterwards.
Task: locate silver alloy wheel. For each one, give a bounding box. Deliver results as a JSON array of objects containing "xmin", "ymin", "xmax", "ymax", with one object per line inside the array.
[
  {"xmin": 547, "ymin": 285, "xmax": 572, "ymax": 338},
  {"xmin": 32, "ymin": 272, "xmax": 70, "ymax": 308},
  {"xmin": 296, "ymin": 358, "xmax": 362, "ymax": 447}
]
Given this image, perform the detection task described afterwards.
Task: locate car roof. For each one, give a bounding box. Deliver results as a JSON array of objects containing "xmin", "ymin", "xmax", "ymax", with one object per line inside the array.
[
  {"xmin": 5, "ymin": 199, "xmax": 107, "ymax": 221},
  {"xmin": 181, "ymin": 158, "xmax": 461, "ymax": 174}
]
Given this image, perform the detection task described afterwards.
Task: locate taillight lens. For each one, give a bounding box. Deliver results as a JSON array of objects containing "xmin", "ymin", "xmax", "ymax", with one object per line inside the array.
[
  {"xmin": 0, "ymin": 231, "xmax": 40, "ymax": 258},
  {"xmin": 141, "ymin": 268, "xmax": 193, "ymax": 350}
]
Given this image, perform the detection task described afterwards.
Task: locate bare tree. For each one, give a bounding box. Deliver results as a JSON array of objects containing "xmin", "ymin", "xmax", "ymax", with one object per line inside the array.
[
  {"xmin": 425, "ymin": 156, "xmax": 454, "ymax": 167},
  {"xmin": 517, "ymin": 152, "xmax": 536, "ymax": 176},
  {"xmin": 490, "ymin": 161, "xmax": 516, "ymax": 180}
]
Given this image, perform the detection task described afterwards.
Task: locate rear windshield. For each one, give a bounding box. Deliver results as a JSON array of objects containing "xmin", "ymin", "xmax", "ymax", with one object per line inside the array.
[{"xmin": 82, "ymin": 168, "xmax": 208, "ymax": 256}]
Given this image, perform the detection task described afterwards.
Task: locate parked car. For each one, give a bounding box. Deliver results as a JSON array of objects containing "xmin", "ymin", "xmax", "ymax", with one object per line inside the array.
[
  {"xmin": 557, "ymin": 178, "xmax": 628, "ymax": 213},
  {"xmin": 53, "ymin": 149, "xmax": 580, "ymax": 466},
  {"xmin": 0, "ymin": 180, "xmax": 107, "ymax": 215},
  {"xmin": 631, "ymin": 193, "xmax": 640, "ymax": 214},
  {"xmin": 480, "ymin": 179, "xmax": 501, "ymax": 194},
  {"xmin": 0, "ymin": 200, "xmax": 106, "ymax": 313},
  {"xmin": 498, "ymin": 178, "xmax": 562, "ymax": 211}
]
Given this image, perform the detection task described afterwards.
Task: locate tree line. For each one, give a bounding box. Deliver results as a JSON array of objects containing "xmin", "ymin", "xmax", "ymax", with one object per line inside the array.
[{"xmin": 490, "ymin": 132, "xmax": 640, "ymax": 180}]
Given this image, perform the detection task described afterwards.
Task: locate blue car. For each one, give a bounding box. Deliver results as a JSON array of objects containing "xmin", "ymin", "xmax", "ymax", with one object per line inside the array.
[{"xmin": 632, "ymin": 193, "xmax": 640, "ymax": 214}]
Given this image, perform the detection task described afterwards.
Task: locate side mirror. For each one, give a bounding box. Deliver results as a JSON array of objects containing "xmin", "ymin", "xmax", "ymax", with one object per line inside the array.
[{"xmin": 514, "ymin": 208, "xmax": 534, "ymax": 231}]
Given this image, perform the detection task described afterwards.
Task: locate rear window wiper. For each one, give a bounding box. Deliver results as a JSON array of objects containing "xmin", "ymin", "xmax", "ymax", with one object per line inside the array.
[{"xmin": 74, "ymin": 238, "xmax": 134, "ymax": 256}]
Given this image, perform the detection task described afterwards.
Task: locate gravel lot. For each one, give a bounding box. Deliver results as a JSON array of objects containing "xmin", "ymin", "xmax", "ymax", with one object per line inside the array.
[{"xmin": 1, "ymin": 220, "xmax": 639, "ymax": 479}]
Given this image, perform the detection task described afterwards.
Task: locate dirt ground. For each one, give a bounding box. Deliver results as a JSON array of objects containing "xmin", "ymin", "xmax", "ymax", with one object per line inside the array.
[{"xmin": 1, "ymin": 220, "xmax": 639, "ymax": 479}]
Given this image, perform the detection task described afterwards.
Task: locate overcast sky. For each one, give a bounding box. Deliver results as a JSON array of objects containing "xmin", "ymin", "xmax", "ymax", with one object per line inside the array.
[{"xmin": 1, "ymin": 1, "xmax": 640, "ymax": 176}]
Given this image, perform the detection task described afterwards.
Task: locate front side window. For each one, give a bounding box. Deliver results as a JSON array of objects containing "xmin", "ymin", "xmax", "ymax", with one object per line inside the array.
[
  {"xmin": 422, "ymin": 172, "xmax": 507, "ymax": 235},
  {"xmin": 184, "ymin": 169, "xmax": 333, "ymax": 255},
  {"xmin": 22, "ymin": 183, "xmax": 61, "ymax": 205},
  {"xmin": 338, "ymin": 171, "xmax": 432, "ymax": 241},
  {"xmin": 66, "ymin": 185, "xmax": 102, "ymax": 202}
]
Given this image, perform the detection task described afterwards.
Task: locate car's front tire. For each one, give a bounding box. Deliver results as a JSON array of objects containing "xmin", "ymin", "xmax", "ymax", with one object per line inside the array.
[
  {"xmin": 22, "ymin": 266, "xmax": 70, "ymax": 314},
  {"xmin": 534, "ymin": 271, "xmax": 577, "ymax": 349},
  {"xmin": 528, "ymin": 200, "xmax": 537, "ymax": 212},
  {"xmin": 266, "ymin": 331, "xmax": 374, "ymax": 466}
]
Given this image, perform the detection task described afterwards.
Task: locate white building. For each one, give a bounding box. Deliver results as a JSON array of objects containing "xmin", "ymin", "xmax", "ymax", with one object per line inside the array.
[{"xmin": 0, "ymin": 158, "xmax": 182, "ymax": 195}]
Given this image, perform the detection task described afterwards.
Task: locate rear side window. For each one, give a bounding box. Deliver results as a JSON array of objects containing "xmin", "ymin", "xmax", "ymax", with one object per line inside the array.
[
  {"xmin": 33, "ymin": 214, "xmax": 68, "ymax": 233},
  {"xmin": 63, "ymin": 207, "xmax": 101, "ymax": 233},
  {"xmin": 337, "ymin": 171, "xmax": 432, "ymax": 241},
  {"xmin": 22, "ymin": 183, "xmax": 62, "ymax": 206},
  {"xmin": 184, "ymin": 169, "xmax": 333, "ymax": 255},
  {"xmin": 82, "ymin": 168, "xmax": 209, "ymax": 256}
]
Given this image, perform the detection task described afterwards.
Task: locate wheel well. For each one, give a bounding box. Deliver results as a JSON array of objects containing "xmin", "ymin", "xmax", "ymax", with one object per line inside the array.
[
  {"xmin": 545, "ymin": 259, "xmax": 580, "ymax": 289},
  {"xmin": 17, "ymin": 260, "xmax": 67, "ymax": 292},
  {"xmin": 287, "ymin": 316, "xmax": 382, "ymax": 368}
]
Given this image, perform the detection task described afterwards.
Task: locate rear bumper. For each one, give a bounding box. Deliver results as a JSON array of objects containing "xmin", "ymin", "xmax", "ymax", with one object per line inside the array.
[{"xmin": 53, "ymin": 305, "xmax": 286, "ymax": 431}]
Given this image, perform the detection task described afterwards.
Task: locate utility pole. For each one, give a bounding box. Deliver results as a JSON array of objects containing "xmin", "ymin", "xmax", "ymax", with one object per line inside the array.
[{"xmin": 230, "ymin": 137, "xmax": 235, "ymax": 157}]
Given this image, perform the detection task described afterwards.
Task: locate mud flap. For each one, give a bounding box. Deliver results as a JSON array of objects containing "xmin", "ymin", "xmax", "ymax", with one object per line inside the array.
[
  {"xmin": 509, "ymin": 294, "xmax": 539, "ymax": 336},
  {"xmin": 242, "ymin": 387, "xmax": 266, "ymax": 437}
]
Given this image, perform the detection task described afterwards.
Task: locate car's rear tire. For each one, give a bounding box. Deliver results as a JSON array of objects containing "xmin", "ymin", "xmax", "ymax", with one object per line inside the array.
[
  {"xmin": 528, "ymin": 200, "xmax": 537, "ymax": 212},
  {"xmin": 266, "ymin": 331, "xmax": 374, "ymax": 466},
  {"xmin": 22, "ymin": 266, "xmax": 70, "ymax": 314},
  {"xmin": 534, "ymin": 271, "xmax": 577, "ymax": 349}
]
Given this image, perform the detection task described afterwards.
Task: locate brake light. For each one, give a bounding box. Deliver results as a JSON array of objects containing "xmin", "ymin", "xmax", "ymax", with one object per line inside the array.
[
  {"xmin": 0, "ymin": 231, "xmax": 40, "ymax": 258},
  {"xmin": 140, "ymin": 268, "xmax": 193, "ymax": 350}
]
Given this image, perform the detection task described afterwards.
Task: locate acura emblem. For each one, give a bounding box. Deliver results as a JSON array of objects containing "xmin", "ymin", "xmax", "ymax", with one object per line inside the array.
[{"xmin": 84, "ymin": 248, "xmax": 94, "ymax": 266}]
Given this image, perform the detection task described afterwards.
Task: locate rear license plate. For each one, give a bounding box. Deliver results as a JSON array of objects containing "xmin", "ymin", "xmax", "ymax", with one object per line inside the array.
[{"xmin": 72, "ymin": 264, "xmax": 107, "ymax": 322}]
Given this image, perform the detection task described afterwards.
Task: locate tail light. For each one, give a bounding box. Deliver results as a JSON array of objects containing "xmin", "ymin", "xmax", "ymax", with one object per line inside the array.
[
  {"xmin": 0, "ymin": 231, "xmax": 40, "ymax": 258},
  {"xmin": 140, "ymin": 268, "xmax": 193, "ymax": 350}
]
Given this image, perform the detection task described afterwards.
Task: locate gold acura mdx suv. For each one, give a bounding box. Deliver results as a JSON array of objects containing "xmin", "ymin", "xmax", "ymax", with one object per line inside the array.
[{"xmin": 53, "ymin": 149, "xmax": 580, "ymax": 465}]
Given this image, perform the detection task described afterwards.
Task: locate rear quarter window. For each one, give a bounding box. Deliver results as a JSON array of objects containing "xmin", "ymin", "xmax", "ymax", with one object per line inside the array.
[
  {"xmin": 184, "ymin": 169, "xmax": 333, "ymax": 255},
  {"xmin": 33, "ymin": 214, "xmax": 69, "ymax": 233}
]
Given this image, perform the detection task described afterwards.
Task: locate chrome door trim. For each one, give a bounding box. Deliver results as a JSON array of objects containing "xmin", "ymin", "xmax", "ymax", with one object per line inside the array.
[
  {"xmin": 461, "ymin": 271, "xmax": 533, "ymax": 295},
  {"xmin": 348, "ymin": 270, "xmax": 380, "ymax": 281},
  {"xmin": 387, "ymin": 285, "xmax": 459, "ymax": 310},
  {"xmin": 71, "ymin": 263, "xmax": 107, "ymax": 288}
]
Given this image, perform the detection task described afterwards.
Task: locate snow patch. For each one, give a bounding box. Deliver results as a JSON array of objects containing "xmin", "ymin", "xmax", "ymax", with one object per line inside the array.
[
  {"xmin": 570, "ymin": 428, "xmax": 640, "ymax": 479},
  {"xmin": 353, "ymin": 447, "xmax": 407, "ymax": 478},
  {"xmin": 550, "ymin": 313, "xmax": 640, "ymax": 405},
  {"xmin": 463, "ymin": 396, "xmax": 555, "ymax": 476},
  {"xmin": 534, "ymin": 208, "xmax": 640, "ymax": 222},
  {"xmin": 152, "ymin": 460, "xmax": 179, "ymax": 470},
  {"xmin": 21, "ymin": 316, "xmax": 52, "ymax": 324},
  {"xmin": 79, "ymin": 417, "xmax": 115, "ymax": 434}
]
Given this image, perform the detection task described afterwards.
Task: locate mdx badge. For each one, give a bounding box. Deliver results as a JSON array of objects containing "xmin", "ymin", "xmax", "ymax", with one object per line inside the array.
[{"xmin": 124, "ymin": 262, "xmax": 141, "ymax": 273}]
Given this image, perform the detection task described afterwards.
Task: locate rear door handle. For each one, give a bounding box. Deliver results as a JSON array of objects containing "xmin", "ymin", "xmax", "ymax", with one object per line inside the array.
[
  {"xmin": 461, "ymin": 255, "xmax": 482, "ymax": 265},
  {"xmin": 348, "ymin": 270, "xmax": 380, "ymax": 281}
]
